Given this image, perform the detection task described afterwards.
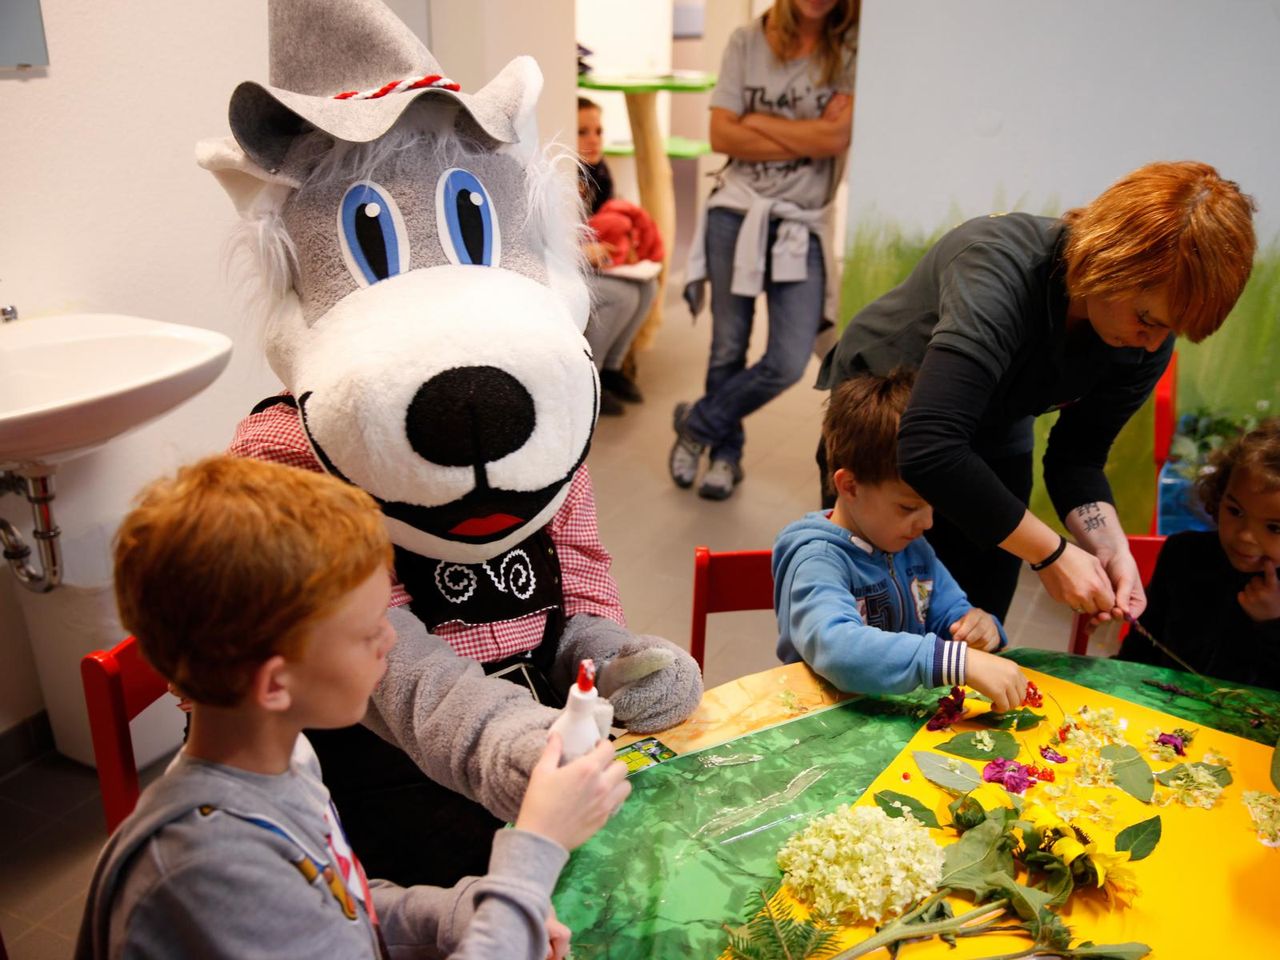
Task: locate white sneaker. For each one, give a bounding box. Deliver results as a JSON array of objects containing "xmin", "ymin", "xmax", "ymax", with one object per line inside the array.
[
  {"xmin": 668, "ymin": 402, "xmax": 704, "ymax": 489},
  {"xmin": 698, "ymin": 459, "xmax": 743, "ymax": 500}
]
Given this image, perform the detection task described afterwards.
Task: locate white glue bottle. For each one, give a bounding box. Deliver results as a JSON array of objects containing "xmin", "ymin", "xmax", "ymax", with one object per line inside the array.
[{"xmin": 549, "ymin": 658, "xmax": 604, "ymax": 764}]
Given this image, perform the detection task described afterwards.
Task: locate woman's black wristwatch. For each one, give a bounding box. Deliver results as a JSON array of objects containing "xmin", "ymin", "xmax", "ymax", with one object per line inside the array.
[{"xmin": 1030, "ymin": 535, "xmax": 1068, "ymax": 571}]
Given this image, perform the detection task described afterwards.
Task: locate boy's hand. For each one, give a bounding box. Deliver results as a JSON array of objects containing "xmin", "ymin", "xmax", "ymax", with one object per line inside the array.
[
  {"xmin": 545, "ymin": 905, "xmax": 571, "ymax": 960},
  {"xmin": 515, "ymin": 734, "xmax": 630, "ymax": 851},
  {"xmin": 964, "ymin": 649, "xmax": 1029, "ymax": 712},
  {"xmin": 1238, "ymin": 558, "xmax": 1280, "ymax": 622},
  {"xmin": 950, "ymin": 608, "xmax": 1002, "ymax": 651}
]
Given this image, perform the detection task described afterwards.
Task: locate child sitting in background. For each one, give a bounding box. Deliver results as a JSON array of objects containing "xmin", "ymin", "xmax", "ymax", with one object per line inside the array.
[
  {"xmin": 774, "ymin": 370, "xmax": 1030, "ymax": 710},
  {"xmin": 578, "ymin": 96, "xmax": 662, "ymax": 415},
  {"xmin": 77, "ymin": 457, "xmax": 629, "ymax": 960},
  {"xmin": 1118, "ymin": 418, "xmax": 1280, "ymax": 689}
]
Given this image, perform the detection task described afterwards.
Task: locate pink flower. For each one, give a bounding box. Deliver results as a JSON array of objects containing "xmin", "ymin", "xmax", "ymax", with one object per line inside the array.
[
  {"xmin": 1155, "ymin": 733, "xmax": 1186, "ymax": 756},
  {"xmin": 982, "ymin": 757, "xmax": 1033, "ymax": 793},
  {"xmin": 1039, "ymin": 745, "xmax": 1068, "ymax": 764}
]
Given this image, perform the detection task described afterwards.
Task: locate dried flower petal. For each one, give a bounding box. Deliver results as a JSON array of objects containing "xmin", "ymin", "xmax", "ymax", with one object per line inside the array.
[
  {"xmin": 926, "ymin": 685, "xmax": 966, "ymax": 731},
  {"xmin": 1039, "ymin": 745, "xmax": 1068, "ymax": 764}
]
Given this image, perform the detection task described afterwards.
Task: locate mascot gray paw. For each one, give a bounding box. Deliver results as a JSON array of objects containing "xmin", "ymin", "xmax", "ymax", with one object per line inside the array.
[{"xmin": 556, "ymin": 614, "xmax": 703, "ymax": 733}]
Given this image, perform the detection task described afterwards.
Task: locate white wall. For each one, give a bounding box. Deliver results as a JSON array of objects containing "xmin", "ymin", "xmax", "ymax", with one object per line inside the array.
[
  {"xmin": 430, "ymin": 0, "xmax": 577, "ymax": 154},
  {"xmin": 0, "ymin": 0, "xmax": 575, "ymax": 752},
  {"xmin": 849, "ymin": 0, "xmax": 1280, "ymax": 242},
  {"xmin": 0, "ymin": 0, "xmax": 276, "ymax": 749}
]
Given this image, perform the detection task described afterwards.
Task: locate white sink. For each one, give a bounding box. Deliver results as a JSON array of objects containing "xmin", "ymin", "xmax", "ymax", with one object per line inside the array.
[{"xmin": 0, "ymin": 313, "xmax": 233, "ymax": 468}]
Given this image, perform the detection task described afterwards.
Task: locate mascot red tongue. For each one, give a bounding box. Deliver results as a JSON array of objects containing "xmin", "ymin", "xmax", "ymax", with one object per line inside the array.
[{"xmin": 199, "ymin": 0, "xmax": 701, "ymax": 887}]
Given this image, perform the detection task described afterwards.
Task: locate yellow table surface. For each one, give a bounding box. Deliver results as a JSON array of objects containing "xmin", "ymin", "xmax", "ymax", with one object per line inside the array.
[{"xmin": 722, "ymin": 667, "xmax": 1280, "ymax": 956}]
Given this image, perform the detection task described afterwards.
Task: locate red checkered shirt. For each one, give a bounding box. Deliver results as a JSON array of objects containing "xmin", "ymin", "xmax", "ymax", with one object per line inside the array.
[{"xmin": 229, "ymin": 397, "xmax": 626, "ymax": 662}]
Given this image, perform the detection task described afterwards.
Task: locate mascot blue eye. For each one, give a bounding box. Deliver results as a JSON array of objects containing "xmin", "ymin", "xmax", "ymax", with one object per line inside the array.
[
  {"xmin": 436, "ymin": 168, "xmax": 500, "ymax": 267},
  {"xmin": 338, "ymin": 181, "xmax": 408, "ymax": 286}
]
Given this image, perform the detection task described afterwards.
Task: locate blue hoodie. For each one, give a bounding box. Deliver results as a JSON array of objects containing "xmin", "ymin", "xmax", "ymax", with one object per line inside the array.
[{"xmin": 773, "ymin": 511, "xmax": 1007, "ymax": 695}]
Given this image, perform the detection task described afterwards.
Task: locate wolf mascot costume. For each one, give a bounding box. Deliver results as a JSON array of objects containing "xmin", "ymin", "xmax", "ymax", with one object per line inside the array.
[{"xmin": 199, "ymin": 0, "xmax": 701, "ymax": 886}]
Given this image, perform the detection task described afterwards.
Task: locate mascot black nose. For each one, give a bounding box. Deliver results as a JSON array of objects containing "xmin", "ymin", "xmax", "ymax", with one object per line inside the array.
[{"xmin": 405, "ymin": 365, "xmax": 536, "ymax": 467}]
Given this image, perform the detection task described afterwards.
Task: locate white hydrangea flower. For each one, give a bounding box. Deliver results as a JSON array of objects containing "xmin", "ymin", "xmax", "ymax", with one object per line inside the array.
[{"xmin": 777, "ymin": 805, "xmax": 944, "ymax": 924}]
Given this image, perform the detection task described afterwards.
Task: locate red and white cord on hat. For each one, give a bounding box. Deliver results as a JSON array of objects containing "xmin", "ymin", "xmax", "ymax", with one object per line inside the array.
[{"xmin": 333, "ymin": 74, "xmax": 460, "ymax": 101}]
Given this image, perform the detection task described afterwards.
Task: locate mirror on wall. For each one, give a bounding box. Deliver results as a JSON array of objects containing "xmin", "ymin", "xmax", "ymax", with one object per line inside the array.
[{"xmin": 1, "ymin": 0, "xmax": 49, "ymax": 68}]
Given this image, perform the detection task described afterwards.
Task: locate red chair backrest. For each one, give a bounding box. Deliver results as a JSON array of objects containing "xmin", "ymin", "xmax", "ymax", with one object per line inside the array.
[
  {"xmin": 1068, "ymin": 534, "xmax": 1166, "ymax": 655},
  {"xmin": 81, "ymin": 635, "xmax": 170, "ymax": 833},
  {"xmin": 1152, "ymin": 351, "xmax": 1178, "ymax": 467},
  {"xmin": 690, "ymin": 546, "xmax": 775, "ymax": 673}
]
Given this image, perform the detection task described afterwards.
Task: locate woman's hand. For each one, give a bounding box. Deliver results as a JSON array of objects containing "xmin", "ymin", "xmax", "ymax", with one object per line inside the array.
[
  {"xmin": 1035, "ymin": 541, "xmax": 1116, "ymax": 615},
  {"xmin": 1099, "ymin": 548, "xmax": 1147, "ymax": 622}
]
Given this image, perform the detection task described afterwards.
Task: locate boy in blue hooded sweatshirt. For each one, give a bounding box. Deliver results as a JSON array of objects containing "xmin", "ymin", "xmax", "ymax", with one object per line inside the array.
[{"xmin": 774, "ymin": 370, "xmax": 1030, "ymax": 710}]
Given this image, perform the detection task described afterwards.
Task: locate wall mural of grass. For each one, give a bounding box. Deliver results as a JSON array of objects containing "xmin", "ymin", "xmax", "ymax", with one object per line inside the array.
[{"xmin": 837, "ymin": 219, "xmax": 1279, "ymax": 536}]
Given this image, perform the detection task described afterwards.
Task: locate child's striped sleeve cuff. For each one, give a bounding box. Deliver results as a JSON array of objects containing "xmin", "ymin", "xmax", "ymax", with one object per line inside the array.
[{"xmin": 933, "ymin": 639, "xmax": 968, "ymax": 688}]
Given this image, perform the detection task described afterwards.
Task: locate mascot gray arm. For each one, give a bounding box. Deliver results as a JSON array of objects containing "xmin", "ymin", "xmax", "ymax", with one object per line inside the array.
[
  {"xmin": 554, "ymin": 614, "xmax": 703, "ymax": 733},
  {"xmin": 363, "ymin": 607, "xmax": 557, "ymax": 822}
]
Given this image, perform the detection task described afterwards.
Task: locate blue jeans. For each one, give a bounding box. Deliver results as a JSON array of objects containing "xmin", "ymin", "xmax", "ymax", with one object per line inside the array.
[{"xmin": 685, "ymin": 207, "xmax": 826, "ymax": 464}]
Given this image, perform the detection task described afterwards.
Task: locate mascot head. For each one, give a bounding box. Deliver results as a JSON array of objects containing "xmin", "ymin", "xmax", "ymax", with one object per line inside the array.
[{"xmin": 199, "ymin": 0, "xmax": 595, "ymax": 564}]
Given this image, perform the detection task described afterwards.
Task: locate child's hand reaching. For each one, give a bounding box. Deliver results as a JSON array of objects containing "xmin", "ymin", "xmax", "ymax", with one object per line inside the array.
[
  {"xmin": 950, "ymin": 608, "xmax": 1002, "ymax": 651},
  {"xmin": 964, "ymin": 649, "xmax": 1029, "ymax": 712},
  {"xmin": 545, "ymin": 905, "xmax": 571, "ymax": 960},
  {"xmin": 515, "ymin": 734, "xmax": 631, "ymax": 852},
  {"xmin": 1238, "ymin": 558, "xmax": 1280, "ymax": 623}
]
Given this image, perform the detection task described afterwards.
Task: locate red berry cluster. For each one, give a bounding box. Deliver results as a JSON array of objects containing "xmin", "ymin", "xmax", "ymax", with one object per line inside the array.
[{"xmin": 1021, "ymin": 680, "xmax": 1043, "ymax": 708}]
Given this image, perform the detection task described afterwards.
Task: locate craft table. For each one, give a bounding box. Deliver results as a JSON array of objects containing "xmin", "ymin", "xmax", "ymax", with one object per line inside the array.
[
  {"xmin": 578, "ymin": 73, "xmax": 716, "ymax": 345},
  {"xmin": 556, "ymin": 649, "xmax": 1280, "ymax": 958}
]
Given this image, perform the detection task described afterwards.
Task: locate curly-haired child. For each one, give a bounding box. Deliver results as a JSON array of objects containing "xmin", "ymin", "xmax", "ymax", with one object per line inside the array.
[{"xmin": 1118, "ymin": 418, "xmax": 1280, "ymax": 688}]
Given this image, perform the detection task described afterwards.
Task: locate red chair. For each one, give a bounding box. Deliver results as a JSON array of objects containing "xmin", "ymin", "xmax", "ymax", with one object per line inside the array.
[
  {"xmin": 690, "ymin": 546, "xmax": 775, "ymax": 673},
  {"xmin": 81, "ymin": 635, "xmax": 171, "ymax": 833},
  {"xmin": 1067, "ymin": 534, "xmax": 1166, "ymax": 655},
  {"xmin": 1150, "ymin": 352, "xmax": 1178, "ymax": 534}
]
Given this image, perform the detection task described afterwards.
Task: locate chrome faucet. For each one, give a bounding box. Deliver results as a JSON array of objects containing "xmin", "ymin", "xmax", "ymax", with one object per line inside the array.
[{"xmin": 1, "ymin": 305, "xmax": 17, "ymax": 323}]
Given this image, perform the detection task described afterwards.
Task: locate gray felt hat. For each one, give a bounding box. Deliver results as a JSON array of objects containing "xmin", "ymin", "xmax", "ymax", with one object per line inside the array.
[{"xmin": 230, "ymin": 0, "xmax": 528, "ymax": 173}]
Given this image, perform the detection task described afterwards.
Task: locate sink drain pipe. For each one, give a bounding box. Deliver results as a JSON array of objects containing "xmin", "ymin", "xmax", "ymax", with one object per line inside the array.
[{"xmin": 0, "ymin": 469, "xmax": 63, "ymax": 592}]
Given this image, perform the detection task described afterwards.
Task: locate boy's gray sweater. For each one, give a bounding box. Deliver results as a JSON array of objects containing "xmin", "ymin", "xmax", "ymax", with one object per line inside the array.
[{"xmin": 75, "ymin": 740, "xmax": 567, "ymax": 959}]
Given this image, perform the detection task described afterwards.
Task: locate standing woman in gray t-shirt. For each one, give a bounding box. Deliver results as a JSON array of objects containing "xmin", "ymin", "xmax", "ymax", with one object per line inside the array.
[{"xmin": 671, "ymin": 0, "xmax": 858, "ymax": 500}]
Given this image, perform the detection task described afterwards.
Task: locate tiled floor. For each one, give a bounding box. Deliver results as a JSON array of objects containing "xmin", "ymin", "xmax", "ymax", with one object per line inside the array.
[{"xmin": 0, "ymin": 284, "xmax": 1103, "ymax": 959}]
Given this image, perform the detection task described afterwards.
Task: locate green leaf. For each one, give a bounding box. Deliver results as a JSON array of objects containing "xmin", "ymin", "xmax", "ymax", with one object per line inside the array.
[
  {"xmin": 913, "ymin": 751, "xmax": 983, "ymax": 793},
  {"xmin": 1154, "ymin": 762, "xmax": 1232, "ymax": 787},
  {"xmin": 974, "ymin": 707, "xmax": 1045, "ymax": 730},
  {"xmin": 1063, "ymin": 942, "xmax": 1152, "ymax": 959},
  {"xmin": 935, "ymin": 730, "xmax": 1020, "ymax": 760},
  {"xmin": 990, "ymin": 876, "xmax": 1053, "ymax": 930},
  {"xmin": 1272, "ymin": 734, "xmax": 1280, "ymax": 791},
  {"xmin": 1023, "ymin": 849, "xmax": 1074, "ymax": 906},
  {"xmin": 1100, "ymin": 744, "xmax": 1154, "ymax": 802},
  {"xmin": 886, "ymin": 900, "xmax": 955, "ymax": 957},
  {"xmin": 939, "ymin": 818, "xmax": 1017, "ymax": 900},
  {"xmin": 1114, "ymin": 815, "xmax": 1162, "ymax": 862},
  {"xmin": 873, "ymin": 790, "xmax": 941, "ymax": 828}
]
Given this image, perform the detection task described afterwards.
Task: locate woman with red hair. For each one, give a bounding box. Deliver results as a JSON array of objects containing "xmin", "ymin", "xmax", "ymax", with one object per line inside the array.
[{"xmin": 818, "ymin": 161, "xmax": 1256, "ymax": 625}]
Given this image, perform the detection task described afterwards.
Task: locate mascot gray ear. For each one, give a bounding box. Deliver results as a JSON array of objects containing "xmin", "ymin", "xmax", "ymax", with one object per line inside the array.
[
  {"xmin": 195, "ymin": 135, "xmax": 308, "ymax": 382},
  {"xmin": 196, "ymin": 137, "xmax": 300, "ymax": 218},
  {"xmin": 479, "ymin": 56, "xmax": 543, "ymax": 166}
]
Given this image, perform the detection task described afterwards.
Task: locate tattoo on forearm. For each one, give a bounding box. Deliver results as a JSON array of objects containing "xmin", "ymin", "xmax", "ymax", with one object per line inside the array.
[{"xmin": 1075, "ymin": 502, "xmax": 1107, "ymax": 533}]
